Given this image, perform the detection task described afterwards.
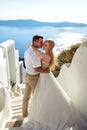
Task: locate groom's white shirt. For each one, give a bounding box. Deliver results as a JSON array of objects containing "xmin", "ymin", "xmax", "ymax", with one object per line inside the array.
[{"xmin": 24, "ymin": 47, "xmax": 41, "ymax": 75}]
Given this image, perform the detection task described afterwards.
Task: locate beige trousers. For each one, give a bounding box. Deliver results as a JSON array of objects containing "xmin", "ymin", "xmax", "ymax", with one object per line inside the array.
[{"xmin": 22, "ymin": 73, "xmax": 39, "ymax": 117}]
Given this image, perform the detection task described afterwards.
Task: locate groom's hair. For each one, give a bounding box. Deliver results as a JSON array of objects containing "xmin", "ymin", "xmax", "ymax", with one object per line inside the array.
[{"xmin": 32, "ymin": 35, "xmax": 43, "ymax": 44}]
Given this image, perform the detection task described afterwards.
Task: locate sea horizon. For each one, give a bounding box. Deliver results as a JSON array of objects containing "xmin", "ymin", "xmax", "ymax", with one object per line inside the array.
[{"xmin": 0, "ymin": 24, "xmax": 87, "ymax": 58}]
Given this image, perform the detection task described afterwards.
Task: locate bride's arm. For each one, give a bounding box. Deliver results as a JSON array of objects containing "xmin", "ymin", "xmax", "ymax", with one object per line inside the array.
[
  {"xmin": 29, "ymin": 45, "xmax": 51, "ymax": 62},
  {"xmin": 30, "ymin": 45, "xmax": 44, "ymax": 58}
]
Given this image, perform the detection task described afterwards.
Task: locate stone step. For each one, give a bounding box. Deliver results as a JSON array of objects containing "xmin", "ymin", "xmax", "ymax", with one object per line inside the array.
[{"xmin": 5, "ymin": 95, "xmax": 23, "ymax": 128}]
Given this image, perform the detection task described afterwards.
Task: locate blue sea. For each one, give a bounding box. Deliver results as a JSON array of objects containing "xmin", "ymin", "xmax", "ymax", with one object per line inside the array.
[{"xmin": 0, "ymin": 26, "xmax": 87, "ymax": 58}]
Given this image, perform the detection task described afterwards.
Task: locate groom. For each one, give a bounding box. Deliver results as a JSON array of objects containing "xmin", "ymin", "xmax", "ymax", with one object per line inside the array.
[{"xmin": 22, "ymin": 35, "xmax": 49, "ymax": 117}]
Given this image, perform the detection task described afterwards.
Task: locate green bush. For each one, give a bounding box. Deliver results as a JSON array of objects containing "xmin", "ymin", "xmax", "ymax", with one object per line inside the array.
[{"xmin": 52, "ymin": 43, "xmax": 81, "ymax": 77}]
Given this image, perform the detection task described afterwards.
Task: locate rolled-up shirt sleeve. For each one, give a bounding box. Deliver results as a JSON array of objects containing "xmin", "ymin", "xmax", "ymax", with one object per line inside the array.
[{"xmin": 32, "ymin": 53, "xmax": 41, "ymax": 68}]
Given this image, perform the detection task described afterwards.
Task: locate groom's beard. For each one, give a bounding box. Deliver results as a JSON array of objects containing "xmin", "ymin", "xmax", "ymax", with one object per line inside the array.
[
  {"xmin": 34, "ymin": 45, "xmax": 38, "ymax": 48},
  {"xmin": 33, "ymin": 45, "xmax": 42, "ymax": 48},
  {"xmin": 33, "ymin": 45, "xmax": 39, "ymax": 49}
]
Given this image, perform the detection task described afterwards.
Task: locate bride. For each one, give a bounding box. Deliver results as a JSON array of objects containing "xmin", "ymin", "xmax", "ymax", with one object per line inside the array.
[{"xmin": 22, "ymin": 40, "xmax": 76, "ymax": 130}]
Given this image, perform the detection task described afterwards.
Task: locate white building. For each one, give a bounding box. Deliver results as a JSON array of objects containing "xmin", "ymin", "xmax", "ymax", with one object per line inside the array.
[{"xmin": 0, "ymin": 39, "xmax": 24, "ymax": 88}]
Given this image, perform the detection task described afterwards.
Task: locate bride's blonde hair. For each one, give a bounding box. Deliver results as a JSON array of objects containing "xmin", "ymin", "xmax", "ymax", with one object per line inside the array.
[{"xmin": 44, "ymin": 40, "xmax": 55, "ymax": 70}]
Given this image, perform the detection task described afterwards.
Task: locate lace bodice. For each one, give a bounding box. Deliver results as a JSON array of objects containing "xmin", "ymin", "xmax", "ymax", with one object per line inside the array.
[{"xmin": 41, "ymin": 60, "xmax": 49, "ymax": 69}]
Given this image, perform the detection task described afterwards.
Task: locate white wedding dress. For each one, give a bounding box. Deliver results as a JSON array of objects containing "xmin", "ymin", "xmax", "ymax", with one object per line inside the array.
[{"xmin": 22, "ymin": 61, "xmax": 77, "ymax": 130}]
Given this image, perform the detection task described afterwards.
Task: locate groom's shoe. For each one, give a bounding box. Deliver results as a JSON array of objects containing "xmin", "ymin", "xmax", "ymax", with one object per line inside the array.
[{"xmin": 13, "ymin": 118, "xmax": 23, "ymax": 127}]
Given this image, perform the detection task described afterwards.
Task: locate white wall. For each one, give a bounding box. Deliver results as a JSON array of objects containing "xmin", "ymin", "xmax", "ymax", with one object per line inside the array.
[
  {"xmin": 0, "ymin": 40, "xmax": 16, "ymax": 87},
  {"xmin": 57, "ymin": 45, "xmax": 87, "ymax": 119}
]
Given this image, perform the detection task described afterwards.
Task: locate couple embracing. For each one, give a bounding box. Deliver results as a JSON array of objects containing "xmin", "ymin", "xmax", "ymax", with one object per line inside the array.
[{"xmin": 22, "ymin": 35, "xmax": 80, "ymax": 130}]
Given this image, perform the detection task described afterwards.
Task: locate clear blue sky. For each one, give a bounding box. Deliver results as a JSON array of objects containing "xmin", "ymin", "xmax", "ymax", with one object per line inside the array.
[{"xmin": 0, "ymin": 0, "xmax": 87, "ymax": 23}]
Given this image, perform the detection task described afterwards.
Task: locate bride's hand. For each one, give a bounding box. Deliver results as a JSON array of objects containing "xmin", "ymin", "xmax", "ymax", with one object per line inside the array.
[
  {"xmin": 30, "ymin": 45, "xmax": 37, "ymax": 51},
  {"xmin": 28, "ymin": 44, "xmax": 36, "ymax": 51}
]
